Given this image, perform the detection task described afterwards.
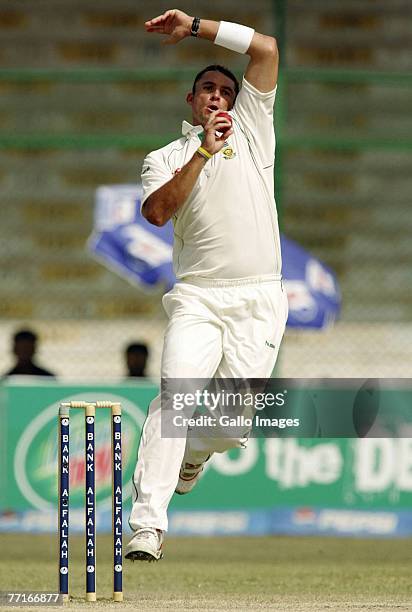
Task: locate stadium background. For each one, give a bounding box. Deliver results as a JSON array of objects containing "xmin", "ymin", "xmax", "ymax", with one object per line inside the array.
[
  {"xmin": 0, "ymin": 0, "xmax": 411, "ymax": 379},
  {"xmin": 0, "ymin": 2, "xmax": 412, "ymax": 607}
]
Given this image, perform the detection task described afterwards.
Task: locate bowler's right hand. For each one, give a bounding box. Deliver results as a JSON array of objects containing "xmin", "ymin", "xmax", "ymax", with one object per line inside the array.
[{"xmin": 201, "ymin": 111, "xmax": 234, "ymax": 156}]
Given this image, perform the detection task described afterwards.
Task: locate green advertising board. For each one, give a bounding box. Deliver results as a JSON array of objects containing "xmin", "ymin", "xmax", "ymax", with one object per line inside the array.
[
  {"xmin": 1, "ymin": 381, "xmax": 412, "ymax": 538},
  {"xmin": 0, "ymin": 382, "xmax": 156, "ymax": 512}
]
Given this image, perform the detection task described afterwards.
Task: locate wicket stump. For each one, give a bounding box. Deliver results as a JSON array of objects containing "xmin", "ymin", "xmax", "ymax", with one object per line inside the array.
[{"xmin": 58, "ymin": 401, "xmax": 123, "ymax": 603}]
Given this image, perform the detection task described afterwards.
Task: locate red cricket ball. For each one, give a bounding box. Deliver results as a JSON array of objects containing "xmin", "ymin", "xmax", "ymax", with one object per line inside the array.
[{"xmin": 216, "ymin": 111, "xmax": 233, "ymax": 135}]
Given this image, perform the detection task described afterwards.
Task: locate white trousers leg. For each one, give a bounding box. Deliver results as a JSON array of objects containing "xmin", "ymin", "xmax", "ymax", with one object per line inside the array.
[
  {"xmin": 129, "ymin": 280, "xmax": 288, "ymax": 532},
  {"xmin": 183, "ymin": 281, "xmax": 288, "ymax": 457},
  {"xmin": 129, "ymin": 304, "xmax": 223, "ymax": 532}
]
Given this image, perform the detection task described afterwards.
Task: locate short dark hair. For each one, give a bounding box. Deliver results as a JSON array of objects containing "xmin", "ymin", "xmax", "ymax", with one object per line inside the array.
[
  {"xmin": 192, "ymin": 64, "xmax": 240, "ymax": 98},
  {"xmin": 126, "ymin": 343, "xmax": 149, "ymax": 357},
  {"xmin": 13, "ymin": 329, "xmax": 37, "ymax": 343}
]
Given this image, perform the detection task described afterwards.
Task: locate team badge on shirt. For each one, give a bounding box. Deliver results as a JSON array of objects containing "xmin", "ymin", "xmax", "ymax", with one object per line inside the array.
[{"xmin": 221, "ymin": 146, "xmax": 236, "ymax": 160}]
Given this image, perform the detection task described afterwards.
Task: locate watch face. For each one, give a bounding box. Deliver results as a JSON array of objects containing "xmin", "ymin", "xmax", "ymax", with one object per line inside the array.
[{"xmin": 191, "ymin": 17, "xmax": 200, "ymax": 36}]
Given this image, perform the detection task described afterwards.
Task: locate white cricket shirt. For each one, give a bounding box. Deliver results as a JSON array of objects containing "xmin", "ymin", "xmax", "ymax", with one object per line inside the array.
[{"xmin": 141, "ymin": 77, "xmax": 282, "ymax": 281}]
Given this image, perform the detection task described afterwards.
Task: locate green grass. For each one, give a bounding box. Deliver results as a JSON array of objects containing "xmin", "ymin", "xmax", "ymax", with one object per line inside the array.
[{"xmin": 0, "ymin": 534, "xmax": 412, "ymax": 610}]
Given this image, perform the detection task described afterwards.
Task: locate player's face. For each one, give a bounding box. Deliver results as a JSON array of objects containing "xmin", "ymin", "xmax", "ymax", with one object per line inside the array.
[{"xmin": 187, "ymin": 71, "xmax": 236, "ymax": 126}]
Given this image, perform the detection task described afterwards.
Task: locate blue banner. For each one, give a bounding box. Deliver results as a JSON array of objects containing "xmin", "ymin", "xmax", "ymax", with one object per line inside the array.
[
  {"xmin": 88, "ymin": 185, "xmax": 341, "ymax": 328},
  {"xmin": 2, "ymin": 507, "xmax": 410, "ymax": 539}
]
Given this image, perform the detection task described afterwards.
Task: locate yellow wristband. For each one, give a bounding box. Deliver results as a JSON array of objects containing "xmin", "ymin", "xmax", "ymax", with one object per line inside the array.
[{"xmin": 197, "ymin": 146, "xmax": 212, "ymax": 160}]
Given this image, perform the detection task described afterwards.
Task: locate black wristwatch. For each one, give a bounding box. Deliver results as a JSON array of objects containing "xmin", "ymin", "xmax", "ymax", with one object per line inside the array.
[{"xmin": 191, "ymin": 16, "xmax": 200, "ymax": 37}]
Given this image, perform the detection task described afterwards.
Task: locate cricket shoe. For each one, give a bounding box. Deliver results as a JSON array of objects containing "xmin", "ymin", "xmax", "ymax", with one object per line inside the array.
[
  {"xmin": 125, "ymin": 528, "xmax": 163, "ymax": 562},
  {"xmin": 175, "ymin": 455, "xmax": 210, "ymax": 495}
]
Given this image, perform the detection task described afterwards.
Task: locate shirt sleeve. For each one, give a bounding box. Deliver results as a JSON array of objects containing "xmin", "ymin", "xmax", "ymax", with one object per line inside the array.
[
  {"xmin": 140, "ymin": 151, "xmax": 173, "ymax": 208},
  {"xmin": 232, "ymin": 77, "xmax": 277, "ymax": 168}
]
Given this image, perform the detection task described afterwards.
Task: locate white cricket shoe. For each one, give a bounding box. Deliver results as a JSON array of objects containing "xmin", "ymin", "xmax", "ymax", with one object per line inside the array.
[
  {"xmin": 125, "ymin": 528, "xmax": 163, "ymax": 562},
  {"xmin": 175, "ymin": 455, "xmax": 210, "ymax": 495}
]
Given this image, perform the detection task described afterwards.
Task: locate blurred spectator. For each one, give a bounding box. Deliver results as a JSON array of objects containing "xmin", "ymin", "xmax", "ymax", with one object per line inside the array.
[
  {"xmin": 125, "ymin": 342, "xmax": 149, "ymax": 378},
  {"xmin": 3, "ymin": 329, "xmax": 55, "ymax": 377}
]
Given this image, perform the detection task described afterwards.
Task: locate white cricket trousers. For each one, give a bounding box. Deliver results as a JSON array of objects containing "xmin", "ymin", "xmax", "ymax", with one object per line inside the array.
[{"xmin": 129, "ymin": 278, "xmax": 288, "ymax": 532}]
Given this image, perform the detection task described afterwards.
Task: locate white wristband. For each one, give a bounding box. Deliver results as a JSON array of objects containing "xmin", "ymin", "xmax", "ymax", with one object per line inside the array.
[{"xmin": 214, "ymin": 21, "xmax": 255, "ymax": 54}]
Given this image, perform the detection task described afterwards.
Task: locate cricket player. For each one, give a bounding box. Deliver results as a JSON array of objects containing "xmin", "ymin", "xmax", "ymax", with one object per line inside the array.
[{"xmin": 125, "ymin": 8, "xmax": 288, "ymax": 561}]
